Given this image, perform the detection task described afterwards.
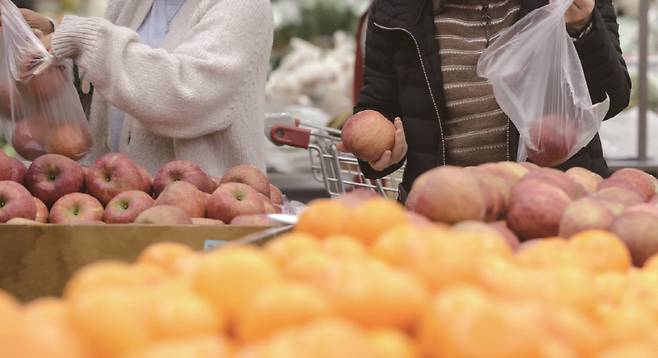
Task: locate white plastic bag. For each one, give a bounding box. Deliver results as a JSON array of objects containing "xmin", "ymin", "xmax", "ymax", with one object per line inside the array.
[
  {"xmin": 477, "ymin": 0, "xmax": 610, "ymax": 167},
  {"xmin": 0, "ymin": 0, "xmax": 91, "ymax": 161}
]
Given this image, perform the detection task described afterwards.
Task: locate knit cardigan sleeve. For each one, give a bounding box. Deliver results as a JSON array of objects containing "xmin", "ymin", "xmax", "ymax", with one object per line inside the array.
[{"xmin": 50, "ymin": 0, "xmax": 273, "ymax": 140}]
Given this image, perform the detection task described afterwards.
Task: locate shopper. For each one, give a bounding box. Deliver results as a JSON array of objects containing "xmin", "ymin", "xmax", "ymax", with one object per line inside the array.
[
  {"xmin": 351, "ymin": 0, "xmax": 630, "ymax": 200},
  {"xmin": 16, "ymin": 0, "xmax": 273, "ymax": 176}
]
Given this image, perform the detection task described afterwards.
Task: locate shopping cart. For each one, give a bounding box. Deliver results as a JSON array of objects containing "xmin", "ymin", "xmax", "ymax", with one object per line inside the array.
[{"xmin": 266, "ymin": 113, "xmax": 405, "ymax": 199}]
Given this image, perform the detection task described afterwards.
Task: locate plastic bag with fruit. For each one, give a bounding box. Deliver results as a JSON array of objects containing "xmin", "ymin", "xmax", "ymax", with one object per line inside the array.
[
  {"xmin": 0, "ymin": 0, "xmax": 91, "ymax": 161},
  {"xmin": 477, "ymin": 0, "xmax": 610, "ymax": 167}
]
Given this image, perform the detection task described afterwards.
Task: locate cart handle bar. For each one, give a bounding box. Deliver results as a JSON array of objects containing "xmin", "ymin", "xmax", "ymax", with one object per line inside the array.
[{"xmin": 269, "ymin": 124, "xmax": 312, "ymax": 149}]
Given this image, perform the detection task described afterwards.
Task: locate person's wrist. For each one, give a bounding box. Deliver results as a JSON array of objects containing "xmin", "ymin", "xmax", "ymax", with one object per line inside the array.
[{"xmin": 567, "ymin": 14, "xmax": 593, "ymax": 37}]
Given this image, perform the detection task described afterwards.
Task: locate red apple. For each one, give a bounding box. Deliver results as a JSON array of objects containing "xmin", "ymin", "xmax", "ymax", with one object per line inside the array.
[
  {"xmin": 33, "ymin": 197, "xmax": 48, "ymax": 223},
  {"xmin": 0, "ymin": 181, "xmax": 37, "ymax": 223},
  {"xmin": 565, "ymin": 167, "xmax": 603, "ymax": 195},
  {"xmin": 406, "ymin": 166, "xmax": 485, "ymax": 224},
  {"xmin": 191, "ymin": 218, "xmax": 224, "ymax": 225},
  {"xmin": 211, "ymin": 176, "xmax": 222, "ymax": 192},
  {"xmin": 335, "ymin": 189, "xmax": 380, "ymax": 208},
  {"xmin": 341, "ymin": 110, "xmax": 395, "ymax": 163},
  {"xmin": 9, "ymin": 158, "xmax": 26, "ymax": 184},
  {"xmin": 608, "ymin": 168, "xmax": 656, "ymax": 202},
  {"xmin": 46, "ymin": 122, "xmax": 92, "ymax": 161},
  {"xmin": 103, "ymin": 190, "xmax": 155, "ymax": 224},
  {"xmin": 269, "ymin": 184, "xmax": 283, "ymax": 206},
  {"xmin": 153, "ymin": 160, "xmax": 213, "ymax": 195},
  {"xmin": 49, "ymin": 193, "xmax": 104, "ymax": 224},
  {"xmin": 594, "ymin": 187, "xmax": 645, "ymax": 210},
  {"xmin": 519, "ymin": 162, "xmax": 541, "ymax": 171},
  {"xmin": 134, "ymin": 205, "xmax": 193, "ymax": 225},
  {"xmin": 137, "ymin": 165, "xmax": 153, "ymax": 194},
  {"xmin": 26, "ymin": 64, "xmax": 66, "ymax": 99},
  {"xmin": 155, "ymin": 181, "xmax": 207, "ymax": 218},
  {"xmin": 230, "ymin": 214, "xmax": 281, "ymax": 226},
  {"xmin": 11, "ymin": 120, "xmax": 47, "ymax": 161},
  {"xmin": 507, "ymin": 179, "xmax": 572, "ymax": 240},
  {"xmin": 558, "ymin": 197, "xmax": 615, "ymax": 238},
  {"xmin": 220, "ymin": 164, "xmax": 271, "ymax": 198},
  {"xmin": 469, "ymin": 170, "xmax": 506, "ymax": 222},
  {"xmin": 523, "ymin": 168, "xmax": 584, "ymax": 200},
  {"xmin": 526, "ymin": 114, "xmax": 578, "ymax": 167},
  {"xmin": 475, "ymin": 162, "xmax": 528, "ymax": 188},
  {"xmin": 610, "ymin": 211, "xmax": 658, "ymax": 266},
  {"xmin": 598, "ymin": 178, "xmax": 651, "ymax": 202},
  {"xmin": 207, "ymin": 182, "xmax": 266, "ymax": 223},
  {"xmin": 0, "ymin": 151, "xmax": 13, "ymax": 181},
  {"xmin": 85, "ymin": 153, "xmax": 144, "ymax": 205},
  {"xmin": 25, "ymin": 154, "xmax": 85, "ymax": 206},
  {"xmin": 624, "ymin": 204, "xmax": 658, "ymax": 217},
  {"xmin": 489, "ymin": 221, "xmax": 521, "ymax": 250},
  {"xmin": 6, "ymin": 218, "xmax": 41, "ymax": 225}
]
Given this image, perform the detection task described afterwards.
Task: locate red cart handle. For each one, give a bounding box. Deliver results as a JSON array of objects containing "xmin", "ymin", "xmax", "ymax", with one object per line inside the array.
[{"xmin": 269, "ymin": 124, "xmax": 312, "ymax": 149}]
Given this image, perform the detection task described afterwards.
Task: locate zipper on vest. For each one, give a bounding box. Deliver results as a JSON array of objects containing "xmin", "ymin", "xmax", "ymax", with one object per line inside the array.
[{"xmin": 373, "ymin": 22, "xmax": 447, "ymax": 166}]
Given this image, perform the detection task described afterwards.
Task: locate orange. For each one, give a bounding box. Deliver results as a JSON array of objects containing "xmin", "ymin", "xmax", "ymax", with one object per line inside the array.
[
  {"xmin": 68, "ymin": 288, "xmax": 153, "ymax": 357},
  {"xmin": 597, "ymin": 342, "xmax": 658, "ymax": 358},
  {"xmin": 121, "ymin": 336, "xmax": 232, "ymax": 358},
  {"xmin": 418, "ymin": 285, "xmax": 545, "ymax": 358},
  {"xmin": 295, "ymin": 199, "xmax": 350, "ymax": 238},
  {"xmin": 594, "ymin": 272, "xmax": 628, "ymax": 304},
  {"xmin": 543, "ymin": 306, "xmax": 604, "ymax": 357},
  {"xmin": 367, "ymin": 328, "xmax": 418, "ymax": 358},
  {"xmin": 644, "ymin": 254, "xmax": 658, "ymax": 271},
  {"xmin": 64, "ymin": 261, "xmax": 167, "ymax": 299},
  {"xmin": 516, "ymin": 238, "xmax": 583, "ymax": 269},
  {"xmin": 0, "ymin": 291, "xmax": 18, "ymax": 315},
  {"xmin": 283, "ymin": 251, "xmax": 341, "ymax": 286},
  {"xmin": 236, "ymin": 281, "xmax": 331, "ymax": 342},
  {"xmin": 569, "ymin": 230, "xmax": 632, "ymax": 273},
  {"xmin": 194, "ymin": 247, "xmax": 280, "ymax": 321},
  {"xmin": 342, "ymin": 198, "xmax": 409, "ymax": 245},
  {"xmin": 596, "ymin": 303, "xmax": 658, "ymax": 344},
  {"xmin": 146, "ymin": 285, "xmax": 224, "ymax": 340},
  {"xmin": 136, "ymin": 242, "xmax": 195, "ymax": 274},
  {"xmin": 320, "ymin": 235, "xmax": 368, "ymax": 259},
  {"xmin": 235, "ymin": 318, "xmax": 374, "ymax": 358},
  {"xmin": 264, "ymin": 232, "xmax": 320, "ymax": 267}
]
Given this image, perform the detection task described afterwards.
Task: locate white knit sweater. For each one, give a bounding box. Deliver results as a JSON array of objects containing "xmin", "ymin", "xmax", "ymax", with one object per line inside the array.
[{"xmin": 51, "ymin": 0, "xmax": 273, "ymax": 176}]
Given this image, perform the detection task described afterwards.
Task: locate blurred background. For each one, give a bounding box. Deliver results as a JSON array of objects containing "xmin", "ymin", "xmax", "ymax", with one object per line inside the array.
[{"xmin": 8, "ymin": 0, "xmax": 658, "ymax": 192}]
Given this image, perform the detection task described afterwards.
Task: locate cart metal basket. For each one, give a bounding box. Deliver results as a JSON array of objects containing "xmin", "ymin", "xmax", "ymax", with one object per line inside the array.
[{"xmin": 266, "ymin": 113, "xmax": 404, "ymax": 199}]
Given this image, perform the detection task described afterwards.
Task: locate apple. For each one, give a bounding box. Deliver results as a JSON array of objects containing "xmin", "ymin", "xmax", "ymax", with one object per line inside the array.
[
  {"xmin": 220, "ymin": 164, "xmax": 271, "ymax": 198},
  {"xmin": 230, "ymin": 214, "xmax": 281, "ymax": 226},
  {"xmin": 341, "ymin": 110, "xmax": 395, "ymax": 163},
  {"xmin": 9, "ymin": 158, "xmax": 27, "ymax": 183},
  {"xmin": 155, "ymin": 181, "xmax": 207, "ymax": 218},
  {"xmin": 610, "ymin": 211, "xmax": 658, "ymax": 266},
  {"xmin": 335, "ymin": 189, "xmax": 380, "ymax": 208},
  {"xmin": 523, "ymin": 168, "xmax": 584, "ymax": 200},
  {"xmin": 0, "ymin": 80, "xmax": 12, "ymax": 115},
  {"xmin": 103, "ymin": 190, "xmax": 155, "ymax": 224},
  {"xmin": 191, "ymin": 218, "xmax": 225, "ymax": 225},
  {"xmin": 526, "ymin": 114, "xmax": 578, "ymax": 167},
  {"xmin": 594, "ymin": 187, "xmax": 645, "ymax": 210},
  {"xmin": 153, "ymin": 160, "xmax": 213, "ymax": 195},
  {"xmin": 608, "ymin": 168, "xmax": 656, "ymax": 202},
  {"xmin": 489, "ymin": 221, "xmax": 521, "ymax": 250},
  {"xmin": 25, "ymin": 154, "xmax": 85, "ymax": 206},
  {"xmin": 558, "ymin": 197, "xmax": 615, "ymax": 238},
  {"xmin": 85, "ymin": 153, "xmax": 144, "ymax": 205},
  {"xmin": 0, "ymin": 151, "xmax": 13, "ymax": 181},
  {"xmin": 519, "ymin": 162, "xmax": 540, "ymax": 171},
  {"xmin": 134, "ymin": 205, "xmax": 193, "ymax": 225},
  {"xmin": 136, "ymin": 165, "xmax": 153, "ymax": 195},
  {"xmin": 33, "ymin": 197, "xmax": 48, "ymax": 223},
  {"xmin": 46, "ymin": 122, "xmax": 92, "ymax": 161},
  {"xmin": 0, "ymin": 181, "xmax": 37, "ymax": 223},
  {"xmin": 598, "ymin": 178, "xmax": 651, "ymax": 202},
  {"xmin": 269, "ymin": 184, "xmax": 283, "ymax": 206},
  {"xmin": 49, "ymin": 193, "xmax": 104, "ymax": 224},
  {"xmin": 624, "ymin": 204, "xmax": 658, "ymax": 217},
  {"xmin": 207, "ymin": 182, "xmax": 266, "ymax": 223},
  {"xmin": 507, "ymin": 178, "xmax": 572, "ymax": 240},
  {"xmin": 406, "ymin": 166, "xmax": 485, "ymax": 224},
  {"xmin": 565, "ymin": 167, "xmax": 603, "ymax": 195},
  {"xmin": 211, "ymin": 176, "xmax": 222, "ymax": 192},
  {"xmin": 470, "ymin": 171, "xmax": 506, "ymax": 222},
  {"xmin": 11, "ymin": 120, "xmax": 47, "ymax": 161},
  {"xmin": 26, "ymin": 64, "xmax": 66, "ymax": 99},
  {"xmin": 475, "ymin": 162, "xmax": 528, "ymax": 188},
  {"xmin": 6, "ymin": 217, "xmax": 41, "ymax": 225}
]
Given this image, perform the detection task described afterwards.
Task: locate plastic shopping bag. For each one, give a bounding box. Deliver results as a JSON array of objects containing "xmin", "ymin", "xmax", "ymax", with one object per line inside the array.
[
  {"xmin": 477, "ymin": 0, "xmax": 610, "ymax": 167},
  {"xmin": 0, "ymin": 0, "xmax": 91, "ymax": 161}
]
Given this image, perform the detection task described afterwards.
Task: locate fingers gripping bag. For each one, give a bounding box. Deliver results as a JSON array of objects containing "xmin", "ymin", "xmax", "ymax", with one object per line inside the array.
[
  {"xmin": 477, "ymin": 0, "xmax": 610, "ymax": 167},
  {"xmin": 0, "ymin": 0, "xmax": 91, "ymax": 161}
]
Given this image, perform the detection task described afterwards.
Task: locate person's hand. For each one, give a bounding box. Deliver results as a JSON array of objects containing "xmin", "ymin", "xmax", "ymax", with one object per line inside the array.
[
  {"xmin": 564, "ymin": 0, "xmax": 595, "ymax": 35},
  {"xmin": 338, "ymin": 117, "xmax": 408, "ymax": 171},
  {"xmin": 19, "ymin": 8, "xmax": 54, "ymax": 35}
]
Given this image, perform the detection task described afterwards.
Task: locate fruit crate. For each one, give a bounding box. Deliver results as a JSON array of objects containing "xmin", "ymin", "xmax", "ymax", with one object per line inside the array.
[
  {"xmin": 0, "ymin": 224, "xmax": 291, "ymax": 301},
  {"xmin": 266, "ymin": 113, "xmax": 404, "ymax": 200}
]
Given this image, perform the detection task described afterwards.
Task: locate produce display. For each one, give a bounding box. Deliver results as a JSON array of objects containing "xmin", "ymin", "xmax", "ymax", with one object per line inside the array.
[
  {"xmin": 0, "ymin": 151, "xmax": 283, "ymax": 226},
  {"xmin": 1, "ymin": 193, "xmax": 658, "ymax": 357}
]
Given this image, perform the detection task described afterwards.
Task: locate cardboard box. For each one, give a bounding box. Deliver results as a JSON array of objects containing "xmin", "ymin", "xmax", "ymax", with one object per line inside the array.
[{"xmin": 0, "ymin": 224, "xmax": 288, "ymax": 301}]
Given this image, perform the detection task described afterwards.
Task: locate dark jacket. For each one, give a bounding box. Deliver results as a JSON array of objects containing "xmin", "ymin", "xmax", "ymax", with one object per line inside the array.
[{"xmin": 354, "ymin": 0, "xmax": 631, "ymax": 197}]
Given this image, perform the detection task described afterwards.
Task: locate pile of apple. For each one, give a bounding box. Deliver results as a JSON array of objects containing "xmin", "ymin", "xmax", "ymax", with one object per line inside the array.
[
  {"xmin": 406, "ymin": 162, "xmax": 658, "ymax": 266},
  {"xmin": 0, "ymin": 151, "xmax": 284, "ymax": 226}
]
